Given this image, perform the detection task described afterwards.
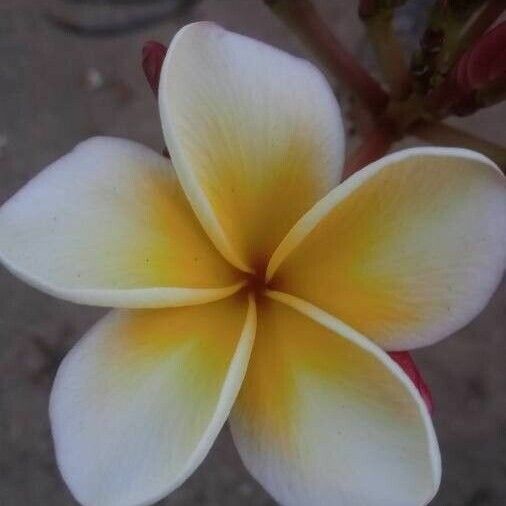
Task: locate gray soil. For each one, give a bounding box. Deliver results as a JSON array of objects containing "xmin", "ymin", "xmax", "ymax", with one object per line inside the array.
[{"xmin": 0, "ymin": 1, "xmax": 505, "ymax": 505}]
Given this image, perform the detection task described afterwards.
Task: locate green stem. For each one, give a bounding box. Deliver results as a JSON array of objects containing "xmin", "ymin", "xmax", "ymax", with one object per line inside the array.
[
  {"xmin": 411, "ymin": 0, "xmax": 488, "ymax": 94},
  {"xmin": 363, "ymin": 9, "xmax": 411, "ymax": 99}
]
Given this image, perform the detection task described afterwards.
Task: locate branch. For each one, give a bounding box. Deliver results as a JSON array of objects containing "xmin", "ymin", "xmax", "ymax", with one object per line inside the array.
[
  {"xmin": 411, "ymin": 0, "xmax": 489, "ymax": 95},
  {"xmin": 264, "ymin": 0, "xmax": 389, "ymax": 115},
  {"xmin": 342, "ymin": 127, "xmax": 393, "ymax": 179},
  {"xmin": 428, "ymin": 19, "xmax": 506, "ymax": 116},
  {"xmin": 412, "ymin": 121, "xmax": 506, "ymax": 169},
  {"xmin": 360, "ymin": 2, "xmax": 411, "ymax": 99}
]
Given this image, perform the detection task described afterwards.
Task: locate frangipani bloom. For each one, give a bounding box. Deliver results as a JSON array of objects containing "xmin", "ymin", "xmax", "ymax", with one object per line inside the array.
[{"xmin": 0, "ymin": 22, "xmax": 505, "ymax": 506}]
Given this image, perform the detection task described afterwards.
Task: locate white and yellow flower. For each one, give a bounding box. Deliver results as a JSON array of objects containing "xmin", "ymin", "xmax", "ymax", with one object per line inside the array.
[{"xmin": 1, "ymin": 22, "xmax": 505, "ymax": 506}]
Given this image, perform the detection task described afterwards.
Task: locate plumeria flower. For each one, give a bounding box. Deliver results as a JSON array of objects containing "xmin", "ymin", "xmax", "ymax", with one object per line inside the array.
[{"xmin": 1, "ymin": 22, "xmax": 505, "ymax": 506}]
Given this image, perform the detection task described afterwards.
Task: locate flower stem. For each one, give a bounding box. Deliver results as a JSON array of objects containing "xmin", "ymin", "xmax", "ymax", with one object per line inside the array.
[
  {"xmin": 412, "ymin": 121, "xmax": 506, "ymax": 170},
  {"xmin": 361, "ymin": 6, "xmax": 411, "ymax": 99},
  {"xmin": 422, "ymin": 0, "xmax": 504, "ymax": 114},
  {"xmin": 262, "ymin": 0, "xmax": 506, "ymax": 173},
  {"xmin": 263, "ymin": 0, "xmax": 389, "ymax": 115},
  {"xmin": 342, "ymin": 127, "xmax": 393, "ymax": 179},
  {"xmin": 412, "ymin": 1, "xmax": 488, "ymax": 96}
]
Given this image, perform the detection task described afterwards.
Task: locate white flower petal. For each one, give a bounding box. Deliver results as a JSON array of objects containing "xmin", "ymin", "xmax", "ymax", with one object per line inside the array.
[
  {"xmin": 269, "ymin": 148, "xmax": 506, "ymax": 350},
  {"xmin": 159, "ymin": 22, "xmax": 345, "ymax": 272},
  {"xmin": 0, "ymin": 137, "xmax": 242, "ymax": 308},
  {"xmin": 230, "ymin": 291, "xmax": 440, "ymax": 506},
  {"xmin": 50, "ymin": 293, "xmax": 256, "ymax": 506}
]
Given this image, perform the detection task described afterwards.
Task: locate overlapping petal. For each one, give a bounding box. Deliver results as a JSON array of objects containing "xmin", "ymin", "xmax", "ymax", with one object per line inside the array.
[
  {"xmin": 50, "ymin": 293, "xmax": 256, "ymax": 506},
  {"xmin": 269, "ymin": 148, "xmax": 506, "ymax": 350},
  {"xmin": 159, "ymin": 22, "xmax": 345, "ymax": 272},
  {"xmin": 230, "ymin": 292, "xmax": 440, "ymax": 506},
  {"xmin": 0, "ymin": 137, "xmax": 243, "ymax": 308}
]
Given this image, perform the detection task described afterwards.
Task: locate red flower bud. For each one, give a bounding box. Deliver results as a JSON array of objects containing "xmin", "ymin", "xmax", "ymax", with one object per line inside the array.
[
  {"xmin": 454, "ymin": 21, "xmax": 506, "ymax": 93},
  {"xmin": 388, "ymin": 351, "xmax": 434, "ymax": 414},
  {"xmin": 142, "ymin": 41, "xmax": 168, "ymax": 95}
]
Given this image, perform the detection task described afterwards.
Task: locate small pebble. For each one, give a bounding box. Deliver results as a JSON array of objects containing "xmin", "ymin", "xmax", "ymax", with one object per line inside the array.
[{"xmin": 84, "ymin": 67, "xmax": 105, "ymax": 91}]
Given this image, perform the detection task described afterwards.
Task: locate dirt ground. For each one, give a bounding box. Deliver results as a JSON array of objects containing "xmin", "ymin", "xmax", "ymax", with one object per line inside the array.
[{"xmin": 0, "ymin": 1, "xmax": 505, "ymax": 505}]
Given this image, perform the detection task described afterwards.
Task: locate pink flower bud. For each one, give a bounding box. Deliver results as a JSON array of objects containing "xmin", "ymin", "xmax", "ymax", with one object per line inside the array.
[
  {"xmin": 455, "ymin": 21, "xmax": 506, "ymax": 92},
  {"xmin": 389, "ymin": 351, "xmax": 434, "ymax": 413},
  {"xmin": 142, "ymin": 41, "xmax": 168, "ymax": 95}
]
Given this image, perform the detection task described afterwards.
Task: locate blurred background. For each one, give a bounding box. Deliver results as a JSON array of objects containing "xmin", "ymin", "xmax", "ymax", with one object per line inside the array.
[{"xmin": 0, "ymin": 0, "xmax": 505, "ymax": 505}]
